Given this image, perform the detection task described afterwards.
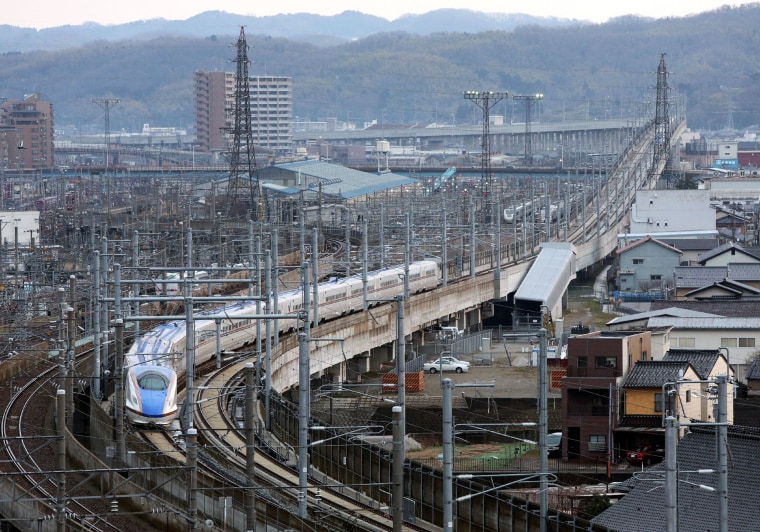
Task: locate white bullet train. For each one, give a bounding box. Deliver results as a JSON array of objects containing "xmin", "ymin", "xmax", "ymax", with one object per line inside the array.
[{"xmin": 125, "ymin": 260, "xmax": 441, "ymax": 424}]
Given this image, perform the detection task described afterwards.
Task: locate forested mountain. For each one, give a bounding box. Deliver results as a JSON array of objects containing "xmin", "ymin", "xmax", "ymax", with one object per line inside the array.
[
  {"xmin": 0, "ymin": 4, "xmax": 758, "ymax": 135},
  {"xmin": 0, "ymin": 9, "xmax": 583, "ymax": 53}
]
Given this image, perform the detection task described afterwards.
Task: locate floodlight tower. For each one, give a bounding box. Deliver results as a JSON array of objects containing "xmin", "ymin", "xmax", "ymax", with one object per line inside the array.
[
  {"xmin": 513, "ymin": 93, "xmax": 544, "ymax": 166},
  {"xmin": 464, "ymin": 91, "xmax": 507, "ymax": 197}
]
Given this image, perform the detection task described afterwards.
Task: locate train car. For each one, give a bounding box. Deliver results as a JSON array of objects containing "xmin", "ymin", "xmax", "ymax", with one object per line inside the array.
[
  {"xmin": 125, "ymin": 260, "xmax": 441, "ymax": 425},
  {"xmin": 503, "ymin": 201, "xmax": 533, "ymax": 224}
]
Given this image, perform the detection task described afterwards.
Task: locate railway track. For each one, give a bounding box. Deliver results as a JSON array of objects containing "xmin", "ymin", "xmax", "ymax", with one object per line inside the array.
[
  {"xmin": 0, "ymin": 353, "xmax": 158, "ymax": 531},
  {"xmin": 185, "ymin": 362, "xmax": 434, "ymax": 531}
]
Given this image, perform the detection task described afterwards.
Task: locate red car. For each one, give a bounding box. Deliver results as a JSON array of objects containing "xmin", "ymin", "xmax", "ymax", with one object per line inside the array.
[{"xmin": 626, "ymin": 445, "xmax": 665, "ymax": 466}]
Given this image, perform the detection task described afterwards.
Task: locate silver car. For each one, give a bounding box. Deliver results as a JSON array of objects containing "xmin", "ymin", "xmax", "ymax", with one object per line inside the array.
[{"xmin": 423, "ymin": 356, "xmax": 470, "ymax": 373}]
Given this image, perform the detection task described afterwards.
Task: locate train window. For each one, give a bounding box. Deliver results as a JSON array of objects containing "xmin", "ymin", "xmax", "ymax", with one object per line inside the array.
[{"xmin": 139, "ymin": 373, "xmax": 169, "ymax": 391}]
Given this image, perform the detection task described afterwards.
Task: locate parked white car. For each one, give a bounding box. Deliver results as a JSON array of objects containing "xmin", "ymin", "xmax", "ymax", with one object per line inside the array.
[
  {"xmin": 423, "ymin": 356, "xmax": 470, "ymax": 374},
  {"xmin": 437, "ymin": 326, "xmax": 464, "ymax": 340}
]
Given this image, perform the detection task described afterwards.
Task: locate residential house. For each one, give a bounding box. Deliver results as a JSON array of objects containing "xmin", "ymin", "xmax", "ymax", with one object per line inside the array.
[
  {"xmin": 696, "ymin": 241, "xmax": 760, "ymax": 266},
  {"xmin": 561, "ymin": 331, "xmax": 650, "ymax": 461},
  {"xmin": 606, "ymin": 308, "xmax": 720, "ymax": 360},
  {"xmin": 619, "ymin": 360, "xmax": 701, "ymax": 446},
  {"xmin": 660, "ymin": 237, "xmax": 718, "ymax": 265},
  {"xmin": 745, "ymin": 358, "xmax": 760, "ymax": 394},
  {"xmin": 674, "ymin": 262, "xmax": 760, "ymax": 299},
  {"xmin": 662, "ymin": 349, "xmax": 733, "ymax": 424},
  {"xmin": 592, "ymin": 425, "xmax": 760, "ymax": 531},
  {"xmin": 615, "ymin": 236, "xmax": 681, "ymax": 294},
  {"xmin": 647, "ymin": 316, "xmax": 760, "ymax": 369},
  {"xmin": 617, "ymin": 348, "xmax": 733, "ymax": 449},
  {"xmin": 713, "ymin": 207, "xmax": 755, "ymax": 242}
]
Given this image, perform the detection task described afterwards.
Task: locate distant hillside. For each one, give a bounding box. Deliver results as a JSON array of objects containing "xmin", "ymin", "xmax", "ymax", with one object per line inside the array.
[
  {"xmin": 0, "ymin": 9, "xmax": 584, "ymax": 53},
  {"xmin": 0, "ymin": 4, "xmax": 758, "ymax": 135}
]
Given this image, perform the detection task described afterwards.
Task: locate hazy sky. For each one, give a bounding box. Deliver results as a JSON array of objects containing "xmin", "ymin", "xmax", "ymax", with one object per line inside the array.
[{"xmin": 9, "ymin": 1, "xmax": 755, "ymax": 30}]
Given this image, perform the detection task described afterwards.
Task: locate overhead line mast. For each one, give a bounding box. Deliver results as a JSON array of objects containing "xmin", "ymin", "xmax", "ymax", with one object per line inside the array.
[{"xmin": 651, "ymin": 52, "xmax": 671, "ymax": 179}]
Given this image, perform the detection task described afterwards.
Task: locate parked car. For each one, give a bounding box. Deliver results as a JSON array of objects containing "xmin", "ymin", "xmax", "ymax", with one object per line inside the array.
[
  {"xmin": 437, "ymin": 326, "xmax": 464, "ymax": 340},
  {"xmin": 423, "ymin": 356, "xmax": 470, "ymax": 374},
  {"xmin": 626, "ymin": 445, "xmax": 665, "ymax": 466}
]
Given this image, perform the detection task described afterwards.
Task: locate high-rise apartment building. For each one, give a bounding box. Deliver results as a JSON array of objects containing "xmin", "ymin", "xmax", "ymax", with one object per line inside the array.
[
  {"xmin": 249, "ymin": 75, "xmax": 293, "ymax": 155},
  {"xmin": 194, "ymin": 70, "xmax": 235, "ymax": 153},
  {"xmin": 194, "ymin": 71, "xmax": 292, "ymax": 155},
  {"xmin": 0, "ymin": 93, "xmax": 54, "ymax": 171}
]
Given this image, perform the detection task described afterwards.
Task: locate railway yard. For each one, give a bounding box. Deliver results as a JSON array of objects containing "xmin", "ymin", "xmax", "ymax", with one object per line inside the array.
[{"xmin": 0, "ymin": 161, "xmax": 635, "ymax": 531}]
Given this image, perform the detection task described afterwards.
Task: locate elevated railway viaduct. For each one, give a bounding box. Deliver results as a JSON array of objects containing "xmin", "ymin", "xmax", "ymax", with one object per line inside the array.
[{"xmin": 1, "ymin": 117, "xmax": 683, "ymax": 530}]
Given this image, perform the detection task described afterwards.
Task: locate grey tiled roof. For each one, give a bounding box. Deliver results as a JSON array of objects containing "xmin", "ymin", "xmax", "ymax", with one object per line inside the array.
[
  {"xmin": 647, "ymin": 316, "xmax": 760, "ymax": 330},
  {"xmin": 746, "ymin": 359, "xmax": 760, "ymax": 381},
  {"xmin": 606, "ymin": 307, "xmax": 720, "ymax": 326},
  {"xmin": 592, "ymin": 425, "xmax": 760, "ymax": 531},
  {"xmin": 674, "ymin": 266, "xmax": 728, "ymax": 287},
  {"xmin": 696, "ymin": 241, "xmax": 758, "ymax": 264},
  {"xmin": 650, "ymin": 299, "xmax": 760, "ymax": 318},
  {"xmin": 660, "ymin": 238, "xmax": 719, "ymax": 251},
  {"xmin": 662, "ymin": 349, "xmax": 721, "ymax": 380},
  {"xmin": 622, "ymin": 360, "xmax": 694, "ymax": 388}
]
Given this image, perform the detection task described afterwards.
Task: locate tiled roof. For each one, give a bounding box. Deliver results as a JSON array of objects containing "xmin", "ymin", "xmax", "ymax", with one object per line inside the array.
[
  {"xmin": 662, "ymin": 349, "xmax": 721, "ymax": 380},
  {"xmin": 746, "ymin": 359, "xmax": 760, "ymax": 381},
  {"xmin": 617, "ymin": 235, "xmax": 682, "ymax": 255},
  {"xmin": 606, "ymin": 307, "xmax": 720, "ymax": 326},
  {"xmin": 647, "ymin": 316, "xmax": 760, "ymax": 330},
  {"xmin": 592, "ymin": 425, "xmax": 760, "ymax": 531},
  {"xmin": 674, "ymin": 265, "xmax": 729, "ymax": 287},
  {"xmin": 622, "ymin": 360, "xmax": 694, "ymax": 388},
  {"xmin": 650, "ymin": 299, "xmax": 760, "ymax": 318},
  {"xmin": 660, "ymin": 238, "xmax": 719, "ymax": 251}
]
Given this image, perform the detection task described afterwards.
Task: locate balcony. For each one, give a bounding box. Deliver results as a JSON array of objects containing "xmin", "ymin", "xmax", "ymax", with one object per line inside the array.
[{"xmin": 565, "ymin": 365, "xmax": 621, "ymax": 378}]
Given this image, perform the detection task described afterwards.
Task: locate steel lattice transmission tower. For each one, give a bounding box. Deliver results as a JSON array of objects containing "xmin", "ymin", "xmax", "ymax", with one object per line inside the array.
[
  {"xmin": 464, "ymin": 91, "xmax": 507, "ymax": 196},
  {"xmin": 225, "ymin": 26, "xmax": 263, "ymax": 220},
  {"xmin": 651, "ymin": 53, "xmax": 671, "ymax": 177},
  {"xmin": 512, "ymin": 93, "xmax": 543, "ymax": 166}
]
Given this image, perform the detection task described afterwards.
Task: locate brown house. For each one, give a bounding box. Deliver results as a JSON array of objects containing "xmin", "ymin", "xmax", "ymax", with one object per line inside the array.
[{"xmin": 561, "ymin": 331, "xmax": 650, "ymax": 461}]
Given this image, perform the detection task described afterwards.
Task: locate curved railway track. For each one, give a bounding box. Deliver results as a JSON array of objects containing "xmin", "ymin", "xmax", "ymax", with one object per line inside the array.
[
  {"xmin": 0, "ymin": 352, "xmax": 159, "ymax": 531},
  {"xmin": 145, "ymin": 361, "xmax": 432, "ymax": 531}
]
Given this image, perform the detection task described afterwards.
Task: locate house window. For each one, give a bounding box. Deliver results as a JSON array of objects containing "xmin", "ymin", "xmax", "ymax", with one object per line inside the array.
[
  {"xmin": 633, "ymin": 259, "xmax": 644, "ymax": 265},
  {"xmin": 591, "ymin": 397, "xmax": 607, "ymax": 416},
  {"xmin": 588, "ymin": 435, "xmax": 606, "ymax": 452},
  {"xmin": 577, "ymin": 357, "xmax": 587, "ymax": 368},
  {"xmin": 739, "ymin": 338, "xmax": 756, "ymax": 348},
  {"xmin": 720, "ymin": 338, "xmax": 738, "ymax": 348},
  {"xmin": 650, "ymin": 275, "xmax": 662, "ymax": 281},
  {"xmin": 677, "ymin": 337, "xmax": 695, "ymax": 348},
  {"xmin": 642, "ymin": 350, "xmax": 648, "ymax": 361},
  {"xmin": 654, "ymin": 392, "xmax": 664, "ymax": 412},
  {"xmin": 595, "ymin": 356, "xmax": 617, "ymax": 369},
  {"xmin": 686, "ymin": 390, "xmax": 691, "ymax": 402}
]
